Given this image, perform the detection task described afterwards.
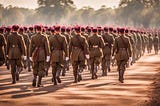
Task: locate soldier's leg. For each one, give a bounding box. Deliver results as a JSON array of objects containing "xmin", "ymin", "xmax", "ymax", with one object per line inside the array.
[
  {"xmin": 52, "ymin": 62, "xmax": 57, "ymax": 85},
  {"xmin": 72, "ymin": 61, "xmax": 78, "ymax": 83},
  {"xmin": 10, "ymin": 60, "xmax": 16, "ymax": 84},
  {"xmin": 101, "ymin": 57, "xmax": 106, "ymax": 76},
  {"xmin": 62, "ymin": 60, "xmax": 66, "ymax": 76},
  {"xmin": 37, "ymin": 61, "xmax": 45, "ymax": 87},
  {"xmin": 28, "ymin": 58, "xmax": 31, "ymax": 72},
  {"xmin": 15, "ymin": 59, "xmax": 23, "ymax": 81},
  {"xmin": 32, "ymin": 62, "xmax": 38, "ymax": 87},
  {"xmin": 56, "ymin": 63, "xmax": 62, "ymax": 83},
  {"xmin": 90, "ymin": 58, "xmax": 94, "ymax": 79},
  {"xmin": 78, "ymin": 60, "xmax": 85, "ymax": 82},
  {"xmin": 119, "ymin": 59, "xmax": 128, "ymax": 83},
  {"xmin": 94, "ymin": 57, "xmax": 100, "ymax": 78}
]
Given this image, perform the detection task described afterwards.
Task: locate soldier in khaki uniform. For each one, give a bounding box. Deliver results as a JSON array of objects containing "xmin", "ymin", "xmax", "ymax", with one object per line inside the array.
[
  {"xmin": 101, "ymin": 27, "xmax": 114, "ymax": 76},
  {"xmin": 61, "ymin": 27, "xmax": 70, "ymax": 76},
  {"xmin": 153, "ymin": 33, "xmax": 159, "ymax": 54},
  {"xmin": 29, "ymin": 25, "xmax": 50, "ymax": 87},
  {"xmin": 49, "ymin": 26, "xmax": 68, "ymax": 85},
  {"xmin": 0, "ymin": 28, "xmax": 7, "ymax": 66},
  {"xmin": 69, "ymin": 26, "xmax": 89, "ymax": 83},
  {"xmin": 19, "ymin": 28, "xmax": 31, "ymax": 71},
  {"xmin": 88, "ymin": 28, "xmax": 104, "ymax": 79},
  {"xmin": 112, "ymin": 28, "xmax": 132, "ymax": 83},
  {"xmin": 147, "ymin": 33, "xmax": 153, "ymax": 53},
  {"xmin": 6, "ymin": 25, "xmax": 27, "ymax": 84}
]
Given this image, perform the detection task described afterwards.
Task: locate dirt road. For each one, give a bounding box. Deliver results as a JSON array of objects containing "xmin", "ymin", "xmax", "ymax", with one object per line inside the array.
[{"xmin": 0, "ymin": 53, "xmax": 160, "ymax": 106}]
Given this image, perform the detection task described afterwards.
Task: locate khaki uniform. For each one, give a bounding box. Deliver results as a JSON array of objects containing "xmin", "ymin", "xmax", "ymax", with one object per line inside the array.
[
  {"xmin": 0, "ymin": 34, "xmax": 7, "ymax": 66},
  {"xmin": 69, "ymin": 34, "xmax": 89, "ymax": 82},
  {"xmin": 88, "ymin": 34, "xmax": 104, "ymax": 79},
  {"xmin": 147, "ymin": 35, "xmax": 153, "ymax": 53},
  {"xmin": 112, "ymin": 35, "xmax": 132, "ymax": 82},
  {"xmin": 29, "ymin": 33, "xmax": 50, "ymax": 77},
  {"xmin": 7, "ymin": 32, "xmax": 26, "ymax": 83},
  {"xmin": 153, "ymin": 36, "xmax": 159, "ymax": 54},
  {"xmin": 20, "ymin": 32, "xmax": 31, "ymax": 71},
  {"xmin": 101, "ymin": 33, "xmax": 114, "ymax": 75},
  {"xmin": 49, "ymin": 33, "xmax": 68, "ymax": 85}
]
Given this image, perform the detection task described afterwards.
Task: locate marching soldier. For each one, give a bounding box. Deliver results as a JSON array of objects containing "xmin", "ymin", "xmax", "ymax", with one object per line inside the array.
[
  {"xmin": 88, "ymin": 28, "xmax": 104, "ymax": 79},
  {"xmin": 19, "ymin": 27, "xmax": 31, "ymax": 71},
  {"xmin": 6, "ymin": 25, "xmax": 27, "ymax": 84},
  {"xmin": 0, "ymin": 28, "xmax": 7, "ymax": 66},
  {"xmin": 101, "ymin": 27, "xmax": 114, "ymax": 76},
  {"xmin": 147, "ymin": 33, "xmax": 153, "ymax": 53},
  {"xmin": 112, "ymin": 28, "xmax": 132, "ymax": 83},
  {"xmin": 69, "ymin": 26, "xmax": 89, "ymax": 83},
  {"xmin": 153, "ymin": 33, "xmax": 159, "ymax": 54},
  {"xmin": 49, "ymin": 26, "xmax": 68, "ymax": 85},
  {"xmin": 29, "ymin": 25, "xmax": 50, "ymax": 87},
  {"xmin": 61, "ymin": 27, "xmax": 70, "ymax": 76}
]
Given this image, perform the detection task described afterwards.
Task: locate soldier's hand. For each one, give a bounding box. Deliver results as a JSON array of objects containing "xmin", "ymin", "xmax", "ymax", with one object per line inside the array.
[
  {"xmin": 112, "ymin": 56, "xmax": 114, "ymax": 60},
  {"xmin": 6, "ymin": 55, "xmax": 8, "ymax": 58},
  {"xmin": 29, "ymin": 57, "xmax": 33, "ymax": 62},
  {"xmin": 23, "ymin": 56, "xmax": 27, "ymax": 61},
  {"xmin": 86, "ymin": 55, "xmax": 89, "ymax": 59},
  {"xmin": 65, "ymin": 57, "xmax": 69, "ymax": 61},
  {"xmin": 129, "ymin": 57, "xmax": 132, "ymax": 63},
  {"xmin": 46, "ymin": 56, "xmax": 50, "ymax": 62}
]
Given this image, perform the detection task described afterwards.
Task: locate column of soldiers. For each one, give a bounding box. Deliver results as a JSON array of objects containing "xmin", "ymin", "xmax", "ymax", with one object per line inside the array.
[{"xmin": 0, "ymin": 25, "xmax": 160, "ymax": 87}]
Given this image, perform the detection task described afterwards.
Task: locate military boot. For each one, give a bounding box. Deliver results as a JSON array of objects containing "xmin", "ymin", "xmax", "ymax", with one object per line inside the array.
[
  {"xmin": 73, "ymin": 72, "xmax": 78, "ymax": 83},
  {"xmin": 119, "ymin": 70, "xmax": 124, "ymax": 83},
  {"xmin": 32, "ymin": 75, "xmax": 37, "ymax": 87},
  {"xmin": 12, "ymin": 73, "xmax": 16, "ymax": 84},
  {"xmin": 37, "ymin": 76, "xmax": 43, "ymax": 87}
]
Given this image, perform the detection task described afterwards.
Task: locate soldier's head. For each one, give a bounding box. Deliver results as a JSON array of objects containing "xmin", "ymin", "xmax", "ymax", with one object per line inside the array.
[
  {"xmin": 12, "ymin": 25, "xmax": 19, "ymax": 32},
  {"xmin": 92, "ymin": 28, "xmax": 98, "ymax": 34},
  {"xmin": 19, "ymin": 27, "xmax": 24, "ymax": 33},
  {"xmin": 50, "ymin": 27, "xmax": 55, "ymax": 35},
  {"xmin": 104, "ymin": 27, "xmax": 109, "ymax": 33},
  {"xmin": 66, "ymin": 27, "xmax": 71, "ymax": 33},
  {"xmin": 23, "ymin": 27, "xmax": 28, "ymax": 32},
  {"xmin": 125, "ymin": 29, "xmax": 129, "ymax": 34},
  {"xmin": 97, "ymin": 27, "xmax": 102, "ymax": 34},
  {"xmin": 81, "ymin": 27, "xmax": 85, "ymax": 33},
  {"xmin": 0, "ymin": 27, "xmax": 5, "ymax": 34},
  {"xmin": 55, "ymin": 26, "xmax": 61, "ymax": 34},
  {"xmin": 87, "ymin": 28, "xmax": 91, "ymax": 33},
  {"xmin": 109, "ymin": 27, "xmax": 113, "ymax": 33},
  {"xmin": 6, "ymin": 26, "xmax": 11, "ymax": 33},
  {"xmin": 61, "ymin": 27, "xmax": 66, "ymax": 33},
  {"xmin": 74, "ymin": 26, "xmax": 81, "ymax": 34},
  {"xmin": 29, "ymin": 26, "xmax": 34, "ymax": 32},
  {"xmin": 119, "ymin": 28, "xmax": 125, "ymax": 35},
  {"xmin": 35, "ymin": 25, "xmax": 42, "ymax": 33}
]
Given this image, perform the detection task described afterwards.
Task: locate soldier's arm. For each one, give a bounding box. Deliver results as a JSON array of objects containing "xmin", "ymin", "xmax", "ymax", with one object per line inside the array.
[
  {"xmin": 99, "ymin": 36, "xmax": 105, "ymax": 48},
  {"xmin": 69, "ymin": 37, "xmax": 73, "ymax": 58},
  {"xmin": 84, "ymin": 38, "xmax": 89, "ymax": 55},
  {"xmin": 44, "ymin": 36, "xmax": 51, "ymax": 56},
  {"xmin": 127, "ymin": 38, "xmax": 132, "ymax": 57},
  {"xmin": 29, "ymin": 37, "xmax": 33, "ymax": 57},
  {"xmin": 20, "ymin": 36, "xmax": 27, "ymax": 56},
  {"xmin": 112, "ymin": 38, "xmax": 118, "ymax": 56},
  {"xmin": 63, "ymin": 37, "xmax": 69, "ymax": 57}
]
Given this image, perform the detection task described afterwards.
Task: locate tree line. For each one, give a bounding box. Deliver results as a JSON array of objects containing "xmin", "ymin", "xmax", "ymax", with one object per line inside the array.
[{"xmin": 0, "ymin": 0, "xmax": 160, "ymax": 28}]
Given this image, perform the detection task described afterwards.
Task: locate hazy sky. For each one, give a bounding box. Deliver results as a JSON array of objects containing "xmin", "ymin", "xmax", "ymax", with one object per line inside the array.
[{"xmin": 0, "ymin": 0, "xmax": 120, "ymax": 9}]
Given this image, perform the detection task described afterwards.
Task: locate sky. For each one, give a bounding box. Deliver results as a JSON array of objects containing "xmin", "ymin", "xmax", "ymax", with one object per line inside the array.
[{"xmin": 0, "ymin": 0, "xmax": 120, "ymax": 9}]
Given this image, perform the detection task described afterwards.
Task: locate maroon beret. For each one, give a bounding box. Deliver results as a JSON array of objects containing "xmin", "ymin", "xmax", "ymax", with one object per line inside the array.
[
  {"xmin": 104, "ymin": 27, "xmax": 108, "ymax": 31},
  {"xmin": 125, "ymin": 29, "xmax": 129, "ymax": 33},
  {"xmin": 55, "ymin": 26, "xmax": 61, "ymax": 31},
  {"xmin": 50, "ymin": 27, "xmax": 55, "ymax": 33},
  {"xmin": 35, "ymin": 25, "xmax": 42, "ymax": 31},
  {"xmin": 61, "ymin": 27, "xmax": 66, "ymax": 32},
  {"xmin": 29, "ymin": 27, "xmax": 33, "ymax": 31},
  {"xmin": 12, "ymin": 25, "xmax": 19, "ymax": 31},
  {"xmin": 119, "ymin": 28, "xmax": 125, "ymax": 33},
  {"xmin": 0, "ymin": 27, "xmax": 5, "ymax": 33},
  {"xmin": 6, "ymin": 26, "xmax": 11, "ymax": 32},
  {"xmin": 66, "ymin": 27, "xmax": 71, "ymax": 32},
  {"xmin": 74, "ymin": 26, "xmax": 81, "ymax": 32},
  {"xmin": 92, "ymin": 28, "xmax": 98, "ymax": 33},
  {"xmin": 19, "ymin": 27, "xmax": 24, "ymax": 32},
  {"xmin": 81, "ymin": 27, "xmax": 85, "ymax": 32},
  {"xmin": 23, "ymin": 27, "xmax": 28, "ymax": 31},
  {"xmin": 109, "ymin": 27, "xmax": 113, "ymax": 32}
]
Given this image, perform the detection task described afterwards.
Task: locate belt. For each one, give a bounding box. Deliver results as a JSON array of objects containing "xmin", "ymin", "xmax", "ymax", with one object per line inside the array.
[
  {"xmin": 92, "ymin": 45, "xmax": 98, "ymax": 48},
  {"xmin": 11, "ymin": 45, "xmax": 18, "ymax": 48}
]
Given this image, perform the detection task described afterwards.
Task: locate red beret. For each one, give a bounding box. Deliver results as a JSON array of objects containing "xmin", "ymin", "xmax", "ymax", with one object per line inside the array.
[
  {"xmin": 92, "ymin": 28, "xmax": 98, "ymax": 33},
  {"xmin": 66, "ymin": 27, "xmax": 71, "ymax": 32},
  {"xmin": 12, "ymin": 25, "xmax": 19, "ymax": 31},
  {"xmin": 125, "ymin": 29, "xmax": 129, "ymax": 33},
  {"xmin": 55, "ymin": 26, "xmax": 61, "ymax": 31},
  {"xmin": 6, "ymin": 26, "xmax": 11, "ymax": 32},
  {"xmin": 23, "ymin": 27, "xmax": 28, "ymax": 31},
  {"xmin": 61, "ymin": 27, "xmax": 66, "ymax": 32},
  {"xmin": 81, "ymin": 27, "xmax": 85, "ymax": 32},
  {"xmin": 104, "ymin": 27, "xmax": 108, "ymax": 31},
  {"xmin": 19, "ymin": 27, "xmax": 24, "ymax": 32},
  {"xmin": 0, "ymin": 27, "xmax": 5, "ymax": 33},
  {"xmin": 119, "ymin": 28, "xmax": 125, "ymax": 33},
  {"xmin": 74, "ymin": 26, "xmax": 81, "ymax": 32},
  {"xmin": 50, "ymin": 27, "xmax": 55, "ymax": 33},
  {"xmin": 109, "ymin": 27, "xmax": 113, "ymax": 32},
  {"xmin": 87, "ymin": 28, "xmax": 91, "ymax": 32},
  {"xmin": 35, "ymin": 25, "xmax": 42, "ymax": 31},
  {"xmin": 29, "ymin": 27, "xmax": 33, "ymax": 31}
]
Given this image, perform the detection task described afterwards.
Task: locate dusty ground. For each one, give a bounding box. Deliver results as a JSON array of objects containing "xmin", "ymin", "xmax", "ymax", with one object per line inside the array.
[{"xmin": 0, "ymin": 52, "xmax": 160, "ymax": 106}]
